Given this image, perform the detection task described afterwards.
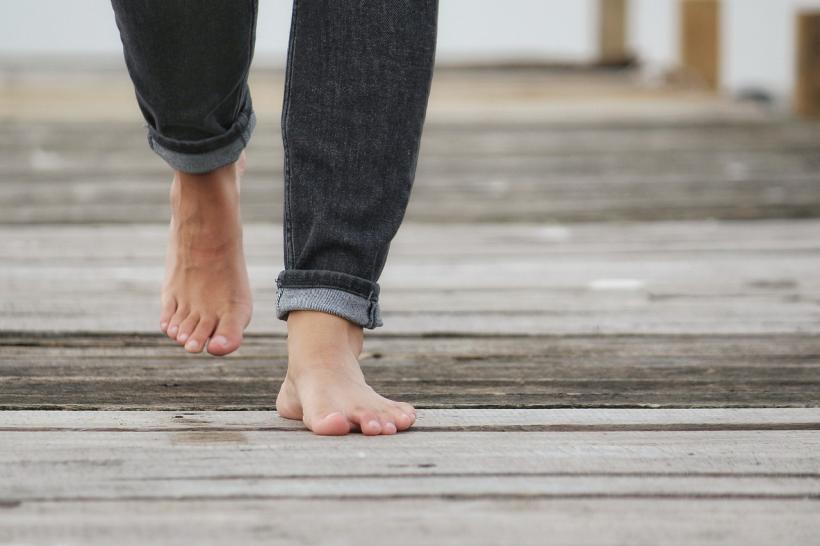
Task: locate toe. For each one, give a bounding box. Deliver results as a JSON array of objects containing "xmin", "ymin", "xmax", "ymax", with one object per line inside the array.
[
  {"xmin": 159, "ymin": 297, "xmax": 176, "ymax": 333},
  {"xmin": 395, "ymin": 401, "xmax": 416, "ymax": 416},
  {"xmin": 354, "ymin": 411, "xmax": 382, "ymax": 436},
  {"xmin": 395, "ymin": 402, "xmax": 416, "ymax": 424},
  {"xmin": 166, "ymin": 306, "xmax": 188, "ymax": 340},
  {"xmin": 380, "ymin": 419, "xmax": 398, "ymax": 435},
  {"xmin": 175, "ymin": 313, "xmax": 200, "ymax": 345},
  {"xmin": 309, "ymin": 412, "xmax": 352, "ymax": 436},
  {"xmin": 390, "ymin": 409, "xmax": 414, "ymax": 431},
  {"xmin": 207, "ymin": 313, "xmax": 247, "ymax": 356},
  {"xmin": 185, "ymin": 316, "xmax": 217, "ymax": 354}
]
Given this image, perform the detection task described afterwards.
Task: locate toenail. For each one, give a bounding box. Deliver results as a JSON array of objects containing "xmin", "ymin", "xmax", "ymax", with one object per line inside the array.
[
  {"xmin": 212, "ymin": 335, "xmax": 228, "ymax": 347},
  {"xmin": 178, "ymin": 333, "xmax": 188, "ymax": 342},
  {"xmin": 368, "ymin": 420, "xmax": 380, "ymax": 431},
  {"xmin": 185, "ymin": 339, "xmax": 198, "ymax": 351},
  {"xmin": 168, "ymin": 326, "xmax": 178, "ymax": 336},
  {"xmin": 160, "ymin": 322, "xmax": 168, "ymax": 331}
]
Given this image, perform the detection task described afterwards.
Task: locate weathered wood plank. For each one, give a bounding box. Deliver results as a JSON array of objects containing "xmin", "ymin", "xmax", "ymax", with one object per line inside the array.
[
  {"xmin": 2, "ymin": 409, "xmax": 819, "ymax": 432},
  {"xmin": 3, "ymin": 473, "xmax": 820, "ymax": 501},
  {"xmin": 5, "ymin": 174, "xmax": 820, "ymax": 223},
  {"xmin": 6, "ymin": 220, "xmax": 820, "ymax": 258},
  {"xmin": 2, "ymin": 221, "xmax": 819, "ymax": 334},
  {"xmin": 2, "ymin": 499, "xmax": 817, "ymax": 546},
  {"xmin": 5, "ymin": 297, "xmax": 816, "ymax": 335},
  {"xmin": 2, "ymin": 334, "xmax": 818, "ymax": 409},
  {"xmin": 3, "ymin": 119, "xmax": 820, "ymax": 223},
  {"xmin": 1, "ymin": 429, "xmax": 818, "ymax": 497},
  {"xmin": 5, "ymin": 120, "xmax": 820, "ymax": 156}
]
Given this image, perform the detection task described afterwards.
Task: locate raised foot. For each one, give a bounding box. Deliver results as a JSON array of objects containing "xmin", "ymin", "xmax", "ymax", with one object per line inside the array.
[
  {"xmin": 276, "ymin": 310, "xmax": 416, "ymax": 436},
  {"xmin": 160, "ymin": 153, "xmax": 253, "ymax": 356}
]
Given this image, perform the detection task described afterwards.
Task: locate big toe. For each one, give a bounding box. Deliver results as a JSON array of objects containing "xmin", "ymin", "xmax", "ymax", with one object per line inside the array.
[
  {"xmin": 309, "ymin": 412, "xmax": 352, "ymax": 436},
  {"xmin": 207, "ymin": 314, "xmax": 247, "ymax": 356}
]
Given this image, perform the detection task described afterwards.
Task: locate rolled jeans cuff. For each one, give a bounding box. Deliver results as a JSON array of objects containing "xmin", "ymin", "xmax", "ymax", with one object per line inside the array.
[
  {"xmin": 275, "ymin": 270, "xmax": 383, "ymax": 330},
  {"xmin": 147, "ymin": 111, "xmax": 256, "ymax": 174}
]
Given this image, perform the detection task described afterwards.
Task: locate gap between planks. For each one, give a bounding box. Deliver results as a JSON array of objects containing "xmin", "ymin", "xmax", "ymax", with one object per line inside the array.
[{"xmin": 1, "ymin": 409, "xmax": 819, "ymax": 432}]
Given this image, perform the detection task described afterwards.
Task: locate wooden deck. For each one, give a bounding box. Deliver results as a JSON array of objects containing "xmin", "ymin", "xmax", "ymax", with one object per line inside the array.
[{"xmin": 1, "ymin": 65, "xmax": 819, "ymax": 545}]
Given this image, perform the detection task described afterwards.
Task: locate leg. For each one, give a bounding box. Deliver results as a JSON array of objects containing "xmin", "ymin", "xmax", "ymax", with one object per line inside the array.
[
  {"xmin": 111, "ymin": 0, "xmax": 257, "ymax": 355},
  {"xmin": 275, "ymin": 1, "xmax": 438, "ymax": 435}
]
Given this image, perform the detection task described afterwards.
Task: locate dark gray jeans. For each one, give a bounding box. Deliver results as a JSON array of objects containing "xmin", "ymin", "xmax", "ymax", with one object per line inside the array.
[{"xmin": 111, "ymin": 0, "xmax": 438, "ymax": 330}]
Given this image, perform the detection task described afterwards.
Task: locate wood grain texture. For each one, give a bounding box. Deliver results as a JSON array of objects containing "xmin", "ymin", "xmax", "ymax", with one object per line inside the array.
[
  {"xmin": 3, "ymin": 220, "xmax": 820, "ymax": 335},
  {"xmin": 4, "ymin": 414, "xmax": 814, "ymax": 545},
  {"xmin": 3, "ymin": 408, "xmax": 819, "ymax": 431},
  {"xmin": 2, "ymin": 499, "xmax": 818, "ymax": 546},
  {"xmin": 2, "ymin": 333, "xmax": 818, "ymax": 409},
  {"xmin": 3, "ymin": 119, "xmax": 820, "ymax": 224},
  {"xmin": 2, "ymin": 436, "xmax": 820, "ymax": 500},
  {"xmin": 1, "ymin": 426, "xmax": 819, "ymax": 498}
]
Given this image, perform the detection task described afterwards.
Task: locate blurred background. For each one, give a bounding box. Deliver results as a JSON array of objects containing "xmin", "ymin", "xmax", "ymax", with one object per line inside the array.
[
  {"xmin": 2, "ymin": 0, "xmax": 819, "ymax": 106},
  {"xmin": 1, "ymin": 0, "xmax": 819, "ymax": 335},
  {"xmin": 3, "ymin": 4, "xmax": 820, "ymax": 542}
]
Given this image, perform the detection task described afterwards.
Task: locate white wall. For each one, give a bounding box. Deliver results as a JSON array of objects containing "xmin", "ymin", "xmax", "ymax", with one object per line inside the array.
[
  {"xmin": 626, "ymin": 0, "xmax": 820, "ymax": 104},
  {"xmin": 0, "ymin": 0, "xmax": 599, "ymax": 64},
  {"xmin": 3, "ymin": 0, "xmax": 817, "ymax": 105},
  {"xmin": 628, "ymin": 0, "xmax": 678, "ymax": 71},
  {"xmin": 723, "ymin": 0, "xmax": 820, "ymax": 103}
]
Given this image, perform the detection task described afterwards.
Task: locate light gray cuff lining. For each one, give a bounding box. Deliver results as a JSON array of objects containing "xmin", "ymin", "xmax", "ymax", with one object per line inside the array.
[
  {"xmin": 149, "ymin": 112, "xmax": 256, "ymax": 174},
  {"xmin": 276, "ymin": 286, "xmax": 383, "ymax": 330}
]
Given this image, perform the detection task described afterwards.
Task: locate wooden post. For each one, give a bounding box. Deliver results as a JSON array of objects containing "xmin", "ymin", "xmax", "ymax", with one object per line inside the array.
[
  {"xmin": 680, "ymin": 0, "xmax": 721, "ymax": 90},
  {"xmin": 599, "ymin": 0, "xmax": 629, "ymax": 65},
  {"xmin": 795, "ymin": 12, "xmax": 820, "ymax": 118}
]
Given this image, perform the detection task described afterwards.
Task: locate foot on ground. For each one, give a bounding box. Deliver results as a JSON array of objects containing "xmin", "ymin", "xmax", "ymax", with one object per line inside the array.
[
  {"xmin": 276, "ymin": 310, "xmax": 416, "ymax": 436},
  {"xmin": 160, "ymin": 153, "xmax": 253, "ymax": 356}
]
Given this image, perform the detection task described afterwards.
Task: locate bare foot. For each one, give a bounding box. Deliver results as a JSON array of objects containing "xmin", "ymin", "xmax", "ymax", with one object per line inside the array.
[
  {"xmin": 276, "ymin": 310, "xmax": 416, "ymax": 436},
  {"xmin": 159, "ymin": 153, "xmax": 253, "ymax": 356}
]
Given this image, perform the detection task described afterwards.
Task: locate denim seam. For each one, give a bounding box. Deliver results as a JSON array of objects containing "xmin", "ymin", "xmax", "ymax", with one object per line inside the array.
[
  {"xmin": 237, "ymin": 111, "xmax": 250, "ymax": 146},
  {"xmin": 367, "ymin": 290, "xmax": 376, "ymax": 328},
  {"xmin": 281, "ymin": 0, "xmax": 300, "ymax": 270},
  {"xmin": 237, "ymin": 0, "xmax": 258, "ymax": 124}
]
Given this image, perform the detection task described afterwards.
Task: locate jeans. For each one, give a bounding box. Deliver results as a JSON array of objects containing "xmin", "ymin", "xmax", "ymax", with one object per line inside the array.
[{"xmin": 110, "ymin": 0, "xmax": 439, "ymax": 329}]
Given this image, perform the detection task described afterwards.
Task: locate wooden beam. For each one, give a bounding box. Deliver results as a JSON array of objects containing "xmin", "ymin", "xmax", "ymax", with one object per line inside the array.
[
  {"xmin": 795, "ymin": 12, "xmax": 820, "ymax": 118},
  {"xmin": 599, "ymin": 0, "xmax": 629, "ymax": 65},
  {"xmin": 680, "ymin": 0, "xmax": 721, "ymax": 90}
]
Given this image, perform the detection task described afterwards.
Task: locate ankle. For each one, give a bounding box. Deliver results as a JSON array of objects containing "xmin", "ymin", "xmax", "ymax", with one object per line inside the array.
[
  {"xmin": 171, "ymin": 162, "xmax": 240, "ymax": 206},
  {"xmin": 286, "ymin": 310, "xmax": 365, "ymax": 358}
]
